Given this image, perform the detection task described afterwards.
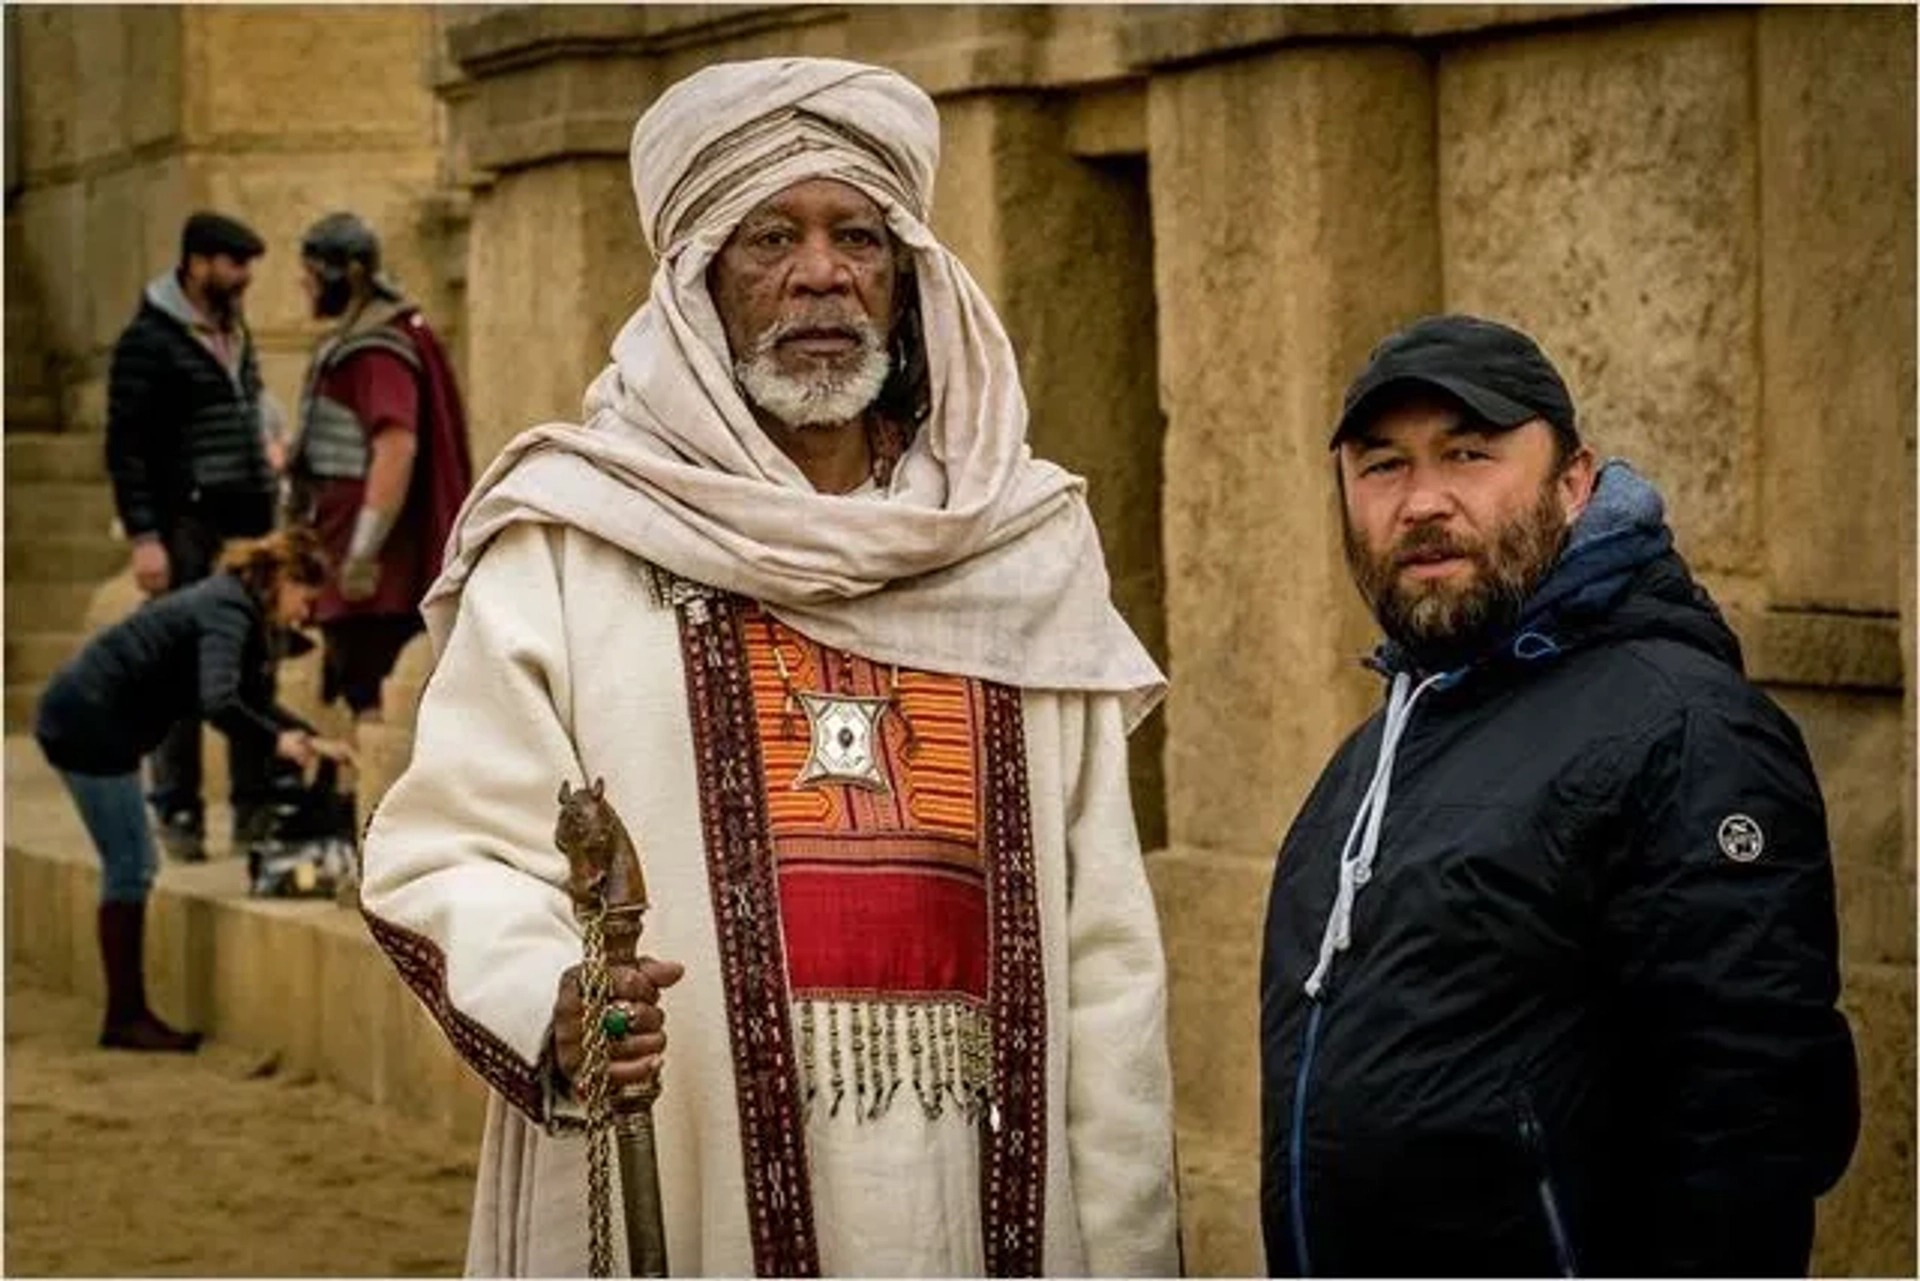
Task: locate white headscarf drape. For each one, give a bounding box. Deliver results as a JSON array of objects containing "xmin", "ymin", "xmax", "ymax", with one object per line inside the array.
[{"xmin": 423, "ymin": 57, "xmax": 1166, "ymax": 729}]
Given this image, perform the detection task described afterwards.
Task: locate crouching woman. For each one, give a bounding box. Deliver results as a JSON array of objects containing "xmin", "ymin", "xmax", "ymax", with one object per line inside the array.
[{"xmin": 34, "ymin": 527, "xmax": 349, "ymax": 1052}]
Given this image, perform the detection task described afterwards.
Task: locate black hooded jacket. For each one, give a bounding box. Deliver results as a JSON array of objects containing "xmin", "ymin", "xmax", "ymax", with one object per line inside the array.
[
  {"xmin": 1259, "ymin": 465, "xmax": 1858, "ymax": 1277},
  {"xmin": 35, "ymin": 574, "xmax": 310, "ymax": 777},
  {"xmin": 105, "ymin": 271, "xmax": 274, "ymax": 541}
]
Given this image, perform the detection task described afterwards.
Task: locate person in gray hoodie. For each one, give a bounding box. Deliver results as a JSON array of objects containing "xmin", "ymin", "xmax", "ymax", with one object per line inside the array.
[{"xmin": 104, "ymin": 210, "xmax": 279, "ymax": 860}]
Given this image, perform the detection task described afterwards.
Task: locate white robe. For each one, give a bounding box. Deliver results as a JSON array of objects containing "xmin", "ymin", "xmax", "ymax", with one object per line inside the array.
[{"xmin": 361, "ymin": 523, "xmax": 1180, "ymax": 1276}]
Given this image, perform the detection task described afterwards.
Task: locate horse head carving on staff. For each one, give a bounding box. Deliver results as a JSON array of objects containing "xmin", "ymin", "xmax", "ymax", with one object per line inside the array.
[
  {"xmin": 556, "ymin": 777, "xmax": 650, "ymax": 917},
  {"xmin": 554, "ymin": 775, "xmax": 670, "ymax": 1276}
]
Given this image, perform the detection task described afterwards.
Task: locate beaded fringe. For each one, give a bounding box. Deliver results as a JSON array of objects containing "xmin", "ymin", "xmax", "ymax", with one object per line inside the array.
[{"xmin": 794, "ymin": 997, "xmax": 991, "ymax": 1123}]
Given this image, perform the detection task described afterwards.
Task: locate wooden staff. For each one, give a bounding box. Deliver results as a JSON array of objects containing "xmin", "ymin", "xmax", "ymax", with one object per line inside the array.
[{"xmin": 557, "ymin": 777, "xmax": 670, "ymax": 1277}]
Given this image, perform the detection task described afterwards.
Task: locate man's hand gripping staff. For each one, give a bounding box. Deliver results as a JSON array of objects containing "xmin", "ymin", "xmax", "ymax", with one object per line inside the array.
[{"xmin": 553, "ymin": 777, "xmax": 685, "ymax": 1277}]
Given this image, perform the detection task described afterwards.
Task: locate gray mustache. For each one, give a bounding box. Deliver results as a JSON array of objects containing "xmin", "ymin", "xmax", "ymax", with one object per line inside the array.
[{"xmin": 750, "ymin": 313, "xmax": 884, "ymax": 355}]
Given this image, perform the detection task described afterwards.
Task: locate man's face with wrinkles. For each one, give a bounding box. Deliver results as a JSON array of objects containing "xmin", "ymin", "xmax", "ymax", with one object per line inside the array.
[{"xmin": 710, "ymin": 178, "xmax": 899, "ymax": 428}]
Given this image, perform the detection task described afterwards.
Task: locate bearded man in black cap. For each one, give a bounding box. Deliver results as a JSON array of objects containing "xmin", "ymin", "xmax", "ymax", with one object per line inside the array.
[
  {"xmin": 106, "ymin": 209, "xmax": 279, "ymax": 860},
  {"xmin": 1259, "ymin": 314, "xmax": 1858, "ymax": 1276},
  {"xmin": 288, "ymin": 212, "xmax": 472, "ymax": 731}
]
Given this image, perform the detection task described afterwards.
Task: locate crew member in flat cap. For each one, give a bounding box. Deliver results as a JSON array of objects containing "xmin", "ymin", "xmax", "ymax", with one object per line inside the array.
[
  {"xmin": 1258, "ymin": 314, "xmax": 1857, "ymax": 1275},
  {"xmin": 287, "ymin": 212, "xmax": 472, "ymax": 740},
  {"xmin": 362, "ymin": 58, "xmax": 1177, "ymax": 1275},
  {"xmin": 106, "ymin": 210, "xmax": 279, "ymax": 861}
]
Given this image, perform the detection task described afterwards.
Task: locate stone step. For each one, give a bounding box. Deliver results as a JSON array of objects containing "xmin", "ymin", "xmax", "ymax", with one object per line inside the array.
[
  {"xmin": 5, "ymin": 432, "xmax": 103, "ymax": 483},
  {"xmin": 4, "ymin": 482, "xmax": 117, "ymax": 542},
  {"xmin": 4, "ymin": 535, "xmax": 125, "ymax": 585},
  {"xmin": 4, "ymin": 633, "xmax": 83, "ymax": 686},
  {"xmin": 3, "ymin": 581, "xmax": 103, "ymax": 635},
  {"xmin": 3, "ymin": 734, "xmax": 492, "ymax": 1146}
]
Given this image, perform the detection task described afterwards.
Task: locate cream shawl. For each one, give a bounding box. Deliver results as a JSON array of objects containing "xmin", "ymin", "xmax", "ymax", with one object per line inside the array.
[{"xmin": 421, "ymin": 57, "xmax": 1166, "ymax": 729}]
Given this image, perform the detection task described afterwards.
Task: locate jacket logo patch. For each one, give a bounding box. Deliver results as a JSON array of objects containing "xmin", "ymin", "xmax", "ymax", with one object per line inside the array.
[{"xmin": 1717, "ymin": 813, "xmax": 1764, "ymax": 863}]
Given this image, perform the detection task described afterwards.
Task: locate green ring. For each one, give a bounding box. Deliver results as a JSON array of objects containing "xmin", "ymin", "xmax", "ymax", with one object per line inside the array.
[{"xmin": 601, "ymin": 1007, "xmax": 632, "ymax": 1039}]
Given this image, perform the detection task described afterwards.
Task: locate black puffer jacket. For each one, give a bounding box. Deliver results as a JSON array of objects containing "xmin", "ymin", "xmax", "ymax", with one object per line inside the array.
[
  {"xmin": 1260, "ymin": 464, "xmax": 1858, "ymax": 1277},
  {"xmin": 35, "ymin": 574, "xmax": 310, "ymax": 776},
  {"xmin": 105, "ymin": 271, "xmax": 273, "ymax": 540}
]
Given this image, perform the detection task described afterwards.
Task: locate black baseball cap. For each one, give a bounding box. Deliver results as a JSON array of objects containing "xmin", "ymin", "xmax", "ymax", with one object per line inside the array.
[
  {"xmin": 1330, "ymin": 314, "xmax": 1578, "ymax": 449},
  {"xmin": 180, "ymin": 211, "xmax": 266, "ymax": 262}
]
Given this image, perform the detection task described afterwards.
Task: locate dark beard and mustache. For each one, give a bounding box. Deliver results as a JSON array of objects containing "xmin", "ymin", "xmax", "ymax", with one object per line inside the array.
[
  {"xmin": 202, "ymin": 279, "xmax": 246, "ymax": 326},
  {"xmin": 1344, "ymin": 479, "xmax": 1571, "ymax": 668}
]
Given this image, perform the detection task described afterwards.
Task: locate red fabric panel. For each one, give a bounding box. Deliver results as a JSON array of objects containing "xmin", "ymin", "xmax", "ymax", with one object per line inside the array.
[{"xmin": 777, "ymin": 863, "xmax": 988, "ymax": 1000}]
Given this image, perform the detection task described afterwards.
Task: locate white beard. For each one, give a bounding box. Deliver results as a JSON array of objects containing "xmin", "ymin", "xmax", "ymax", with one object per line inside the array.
[{"xmin": 734, "ymin": 316, "xmax": 891, "ymax": 428}]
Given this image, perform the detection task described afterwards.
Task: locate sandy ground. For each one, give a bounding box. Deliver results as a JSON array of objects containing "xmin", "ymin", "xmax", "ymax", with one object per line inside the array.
[{"xmin": 4, "ymin": 962, "xmax": 477, "ymax": 1276}]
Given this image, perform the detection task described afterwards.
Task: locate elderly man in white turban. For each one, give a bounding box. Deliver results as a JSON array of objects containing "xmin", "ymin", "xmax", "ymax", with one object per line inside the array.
[{"xmin": 360, "ymin": 57, "xmax": 1179, "ymax": 1277}]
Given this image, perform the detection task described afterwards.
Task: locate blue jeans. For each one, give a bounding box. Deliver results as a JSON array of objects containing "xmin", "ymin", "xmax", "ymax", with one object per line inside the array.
[{"xmin": 60, "ymin": 770, "xmax": 159, "ymax": 904}]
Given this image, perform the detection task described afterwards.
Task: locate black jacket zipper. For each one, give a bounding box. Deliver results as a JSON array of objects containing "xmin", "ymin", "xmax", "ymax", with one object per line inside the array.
[{"xmin": 1516, "ymin": 1091, "xmax": 1579, "ymax": 1277}]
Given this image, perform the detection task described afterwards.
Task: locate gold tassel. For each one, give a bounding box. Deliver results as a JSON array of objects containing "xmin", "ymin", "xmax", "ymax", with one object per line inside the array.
[
  {"xmin": 909, "ymin": 1003, "xmax": 932, "ymax": 1117},
  {"xmin": 940, "ymin": 1003, "xmax": 961, "ymax": 1116},
  {"xmin": 798, "ymin": 1000, "xmax": 817, "ymax": 1107},
  {"xmin": 827, "ymin": 999, "xmax": 845, "ymax": 1118},
  {"xmin": 871, "ymin": 1003, "xmax": 888, "ymax": 1119},
  {"xmin": 856, "ymin": 998, "xmax": 871, "ymax": 1121},
  {"xmin": 791, "ymin": 997, "xmax": 993, "ymax": 1125},
  {"xmin": 928, "ymin": 1003, "xmax": 949, "ymax": 1119},
  {"xmin": 883, "ymin": 1001, "xmax": 902, "ymax": 1115}
]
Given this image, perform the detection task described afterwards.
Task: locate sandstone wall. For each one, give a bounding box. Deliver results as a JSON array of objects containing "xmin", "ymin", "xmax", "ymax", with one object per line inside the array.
[
  {"xmin": 1434, "ymin": 13, "xmax": 1913, "ymax": 1268},
  {"xmin": 8, "ymin": 5, "xmax": 455, "ymax": 433},
  {"xmin": 7, "ymin": 6, "xmax": 1912, "ymax": 1275},
  {"xmin": 1439, "ymin": 11, "xmax": 1761, "ymax": 578}
]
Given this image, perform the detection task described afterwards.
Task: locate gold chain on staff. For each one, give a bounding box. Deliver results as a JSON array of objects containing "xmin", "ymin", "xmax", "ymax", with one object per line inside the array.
[{"xmin": 579, "ymin": 904, "xmax": 616, "ymax": 1277}]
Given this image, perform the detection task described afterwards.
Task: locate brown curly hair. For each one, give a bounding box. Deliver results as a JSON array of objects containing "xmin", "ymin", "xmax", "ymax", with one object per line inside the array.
[{"xmin": 218, "ymin": 526, "xmax": 331, "ymax": 603}]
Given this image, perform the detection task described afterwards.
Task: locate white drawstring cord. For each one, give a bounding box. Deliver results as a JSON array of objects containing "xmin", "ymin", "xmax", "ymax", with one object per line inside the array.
[{"xmin": 1302, "ymin": 670, "xmax": 1447, "ymax": 998}]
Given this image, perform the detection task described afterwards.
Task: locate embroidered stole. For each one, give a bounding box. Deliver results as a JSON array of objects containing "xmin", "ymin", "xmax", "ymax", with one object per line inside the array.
[{"xmin": 675, "ymin": 586, "xmax": 1046, "ymax": 1277}]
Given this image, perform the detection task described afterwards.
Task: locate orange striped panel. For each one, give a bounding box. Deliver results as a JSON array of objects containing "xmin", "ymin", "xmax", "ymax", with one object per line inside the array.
[{"xmin": 741, "ymin": 606, "xmax": 982, "ymax": 853}]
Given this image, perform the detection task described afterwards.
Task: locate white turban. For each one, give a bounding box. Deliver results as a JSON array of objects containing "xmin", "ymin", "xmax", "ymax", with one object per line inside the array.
[
  {"xmin": 424, "ymin": 57, "xmax": 1165, "ymax": 728},
  {"xmin": 631, "ymin": 57, "xmax": 939, "ymax": 259}
]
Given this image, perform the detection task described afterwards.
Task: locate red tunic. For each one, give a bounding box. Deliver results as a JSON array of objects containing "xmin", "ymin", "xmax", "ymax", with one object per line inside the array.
[
  {"xmin": 309, "ymin": 347, "xmax": 426, "ymax": 622},
  {"xmin": 308, "ymin": 311, "xmax": 473, "ymax": 625}
]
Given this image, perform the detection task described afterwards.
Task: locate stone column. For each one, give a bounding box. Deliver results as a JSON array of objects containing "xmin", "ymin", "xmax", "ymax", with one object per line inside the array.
[
  {"xmin": 1755, "ymin": 7, "xmax": 1917, "ymax": 1274},
  {"xmin": 457, "ymin": 161, "xmax": 650, "ymax": 467},
  {"xmin": 931, "ymin": 88, "xmax": 1169, "ymax": 848},
  {"xmin": 1440, "ymin": 10, "xmax": 1762, "ymax": 584},
  {"xmin": 4, "ymin": 8, "xmax": 22, "ymax": 203},
  {"xmin": 1757, "ymin": 6, "xmax": 1915, "ymax": 615},
  {"xmin": 1143, "ymin": 42, "xmax": 1439, "ymax": 1274}
]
